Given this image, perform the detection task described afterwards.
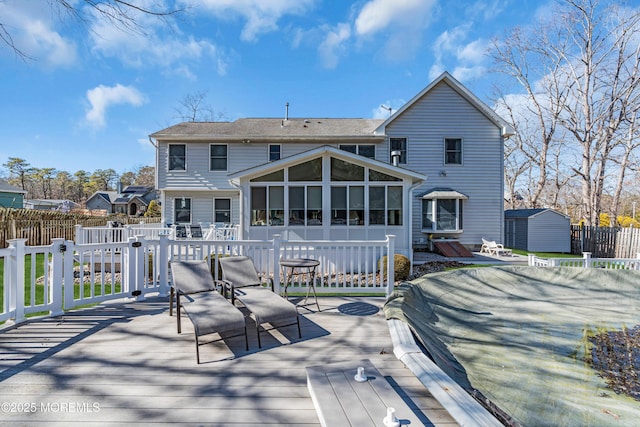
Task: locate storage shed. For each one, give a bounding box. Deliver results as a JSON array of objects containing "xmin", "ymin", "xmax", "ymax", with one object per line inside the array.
[
  {"xmin": 0, "ymin": 182, "xmax": 26, "ymax": 208},
  {"xmin": 504, "ymin": 208, "xmax": 571, "ymax": 253}
]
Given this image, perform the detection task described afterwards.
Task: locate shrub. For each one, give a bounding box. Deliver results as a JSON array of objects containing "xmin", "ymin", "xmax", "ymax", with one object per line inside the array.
[{"xmin": 379, "ymin": 254, "xmax": 411, "ymax": 281}]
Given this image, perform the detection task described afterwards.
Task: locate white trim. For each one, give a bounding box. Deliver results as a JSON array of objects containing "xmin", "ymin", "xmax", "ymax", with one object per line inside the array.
[
  {"xmin": 443, "ymin": 137, "xmax": 463, "ymax": 166},
  {"xmin": 209, "ymin": 143, "xmax": 228, "ymax": 172},
  {"xmin": 168, "ymin": 143, "xmax": 187, "ymax": 172}
]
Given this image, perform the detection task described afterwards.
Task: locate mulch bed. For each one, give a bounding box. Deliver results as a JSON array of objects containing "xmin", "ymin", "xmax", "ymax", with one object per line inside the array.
[{"xmin": 407, "ymin": 261, "xmax": 468, "ymax": 281}]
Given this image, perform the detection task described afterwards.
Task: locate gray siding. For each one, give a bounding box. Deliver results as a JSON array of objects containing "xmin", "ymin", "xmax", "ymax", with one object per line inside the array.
[
  {"xmin": 528, "ymin": 212, "xmax": 571, "ymax": 252},
  {"xmin": 505, "ymin": 218, "xmax": 528, "ymax": 250},
  {"xmin": 385, "ymin": 81, "xmax": 505, "ymax": 247},
  {"xmin": 158, "ymin": 141, "xmax": 374, "ymax": 190},
  {"xmin": 163, "ymin": 190, "xmax": 240, "ymax": 226}
]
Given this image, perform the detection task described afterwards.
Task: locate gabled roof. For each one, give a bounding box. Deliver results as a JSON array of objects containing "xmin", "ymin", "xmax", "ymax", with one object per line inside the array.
[
  {"xmin": 0, "ymin": 182, "xmax": 27, "ymax": 194},
  {"xmin": 150, "ymin": 118, "xmax": 385, "ymax": 142},
  {"xmin": 228, "ymin": 145, "xmax": 426, "ymax": 185},
  {"xmin": 374, "ymin": 72, "xmax": 515, "ymax": 137},
  {"xmin": 505, "ymin": 208, "xmax": 570, "ymax": 219},
  {"xmin": 87, "ymin": 191, "xmax": 118, "ymax": 204}
]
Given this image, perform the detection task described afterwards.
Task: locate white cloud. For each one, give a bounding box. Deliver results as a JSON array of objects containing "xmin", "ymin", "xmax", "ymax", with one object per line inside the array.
[
  {"xmin": 354, "ymin": 0, "xmax": 436, "ymax": 60},
  {"xmin": 0, "ymin": 1, "xmax": 77, "ymax": 67},
  {"xmin": 430, "ymin": 25, "xmax": 489, "ymax": 83},
  {"xmin": 85, "ymin": 84, "xmax": 146, "ymax": 128},
  {"xmin": 187, "ymin": 0, "xmax": 317, "ymax": 42},
  {"xmin": 89, "ymin": 10, "xmax": 226, "ymax": 77},
  {"xmin": 318, "ymin": 23, "xmax": 351, "ymax": 69}
]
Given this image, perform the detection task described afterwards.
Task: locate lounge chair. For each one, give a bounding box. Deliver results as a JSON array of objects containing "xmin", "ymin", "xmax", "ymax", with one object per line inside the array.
[
  {"xmin": 481, "ymin": 238, "xmax": 512, "ymax": 256},
  {"xmin": 169, "ymin": 260, "xmax": 248, "ymax": 363},
  {"xmin": 219, "ymin": 256, "xmax": 302, "ymax": 348}
]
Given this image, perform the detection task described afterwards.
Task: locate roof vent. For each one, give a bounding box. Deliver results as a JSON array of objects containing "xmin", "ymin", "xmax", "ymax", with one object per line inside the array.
[{"xmin": 285, "ymin": 102, "xmax": 289, "ymax": 121}]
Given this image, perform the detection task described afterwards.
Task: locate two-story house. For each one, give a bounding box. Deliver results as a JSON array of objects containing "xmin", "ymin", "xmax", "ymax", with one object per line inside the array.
[{"xmin": 150, "ymin": 72, "xmax": 514, "ymax": 256}]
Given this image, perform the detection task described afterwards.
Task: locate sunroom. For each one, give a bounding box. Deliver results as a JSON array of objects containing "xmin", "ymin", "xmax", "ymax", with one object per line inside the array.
[{"xmin": 229, "ymin": 146, "xmax": 425, "ymax": 256}]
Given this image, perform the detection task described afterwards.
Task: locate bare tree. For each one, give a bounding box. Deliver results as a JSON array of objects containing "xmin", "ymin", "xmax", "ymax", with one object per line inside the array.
[
  {"xmin": 491, "ymin": 22, "xmax": 569, "ymax": 209},
  {"xmin": 491, "ymin": 0, "xmax": 640, "ymax": 224},
  {"xmin": 175, "ymin": 90, "xmax": 227, "ymax": 122},
  {"xmin": 1, "ymin": 0, "xmax": 182, "ymax": 59}
]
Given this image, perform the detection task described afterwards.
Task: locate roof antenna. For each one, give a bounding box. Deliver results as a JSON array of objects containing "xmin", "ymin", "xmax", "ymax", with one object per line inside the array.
[
  {"xmin": 380, "ymin": 104, "xmax": 392, "ymax": 117},
  {"xmin": 285, "ymin": 102, "xmax": 289, "ymax": 121}
]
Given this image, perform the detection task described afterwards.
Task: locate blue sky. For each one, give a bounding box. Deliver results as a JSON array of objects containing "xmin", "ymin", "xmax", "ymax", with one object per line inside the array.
[{"xmin": 0, "ymin": 0, "xmax": 545, "ymax": 176}]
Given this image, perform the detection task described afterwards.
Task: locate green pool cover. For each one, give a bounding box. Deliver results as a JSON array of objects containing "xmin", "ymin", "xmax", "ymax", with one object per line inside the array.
[{"xmin": 384, "ymin": 265, "xmax": 640, "ymax": 426}]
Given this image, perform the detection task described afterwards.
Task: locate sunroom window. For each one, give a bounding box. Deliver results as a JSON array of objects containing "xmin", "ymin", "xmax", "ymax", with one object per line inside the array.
[
  {"xmin": 369, "ymin": 186, "xmax": 402, "ymax": 226},
  {"xmin": 289, "ymin": 186, "xmax": 322, "ymax": 226},
  {"xmin": 331, "ymin": 186, "xmax": 364, "ymax": 225}
]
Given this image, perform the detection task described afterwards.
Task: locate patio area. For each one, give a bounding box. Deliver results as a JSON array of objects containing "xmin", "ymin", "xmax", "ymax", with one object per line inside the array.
[{"xmin": 0, "ymin": 295, "xmax": 458, "ymax": 426}]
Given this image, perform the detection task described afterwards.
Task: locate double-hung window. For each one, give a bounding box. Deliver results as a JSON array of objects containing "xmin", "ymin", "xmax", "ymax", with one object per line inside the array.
[
  {"xmin": 269, "ymin": 144, "xmax": 281, "ymax": 161},
  {"xmin": 174, "ymin": 197, "xmax": 191, "ymax": 224},
  {"xmin": 214, "ymin": 199, "xmax": 231, "ymax": 223},
  {"xmin": 168, "ymin": 144, "xmax": 186, "ymax": 171},
  {"xmin": 444, "ymin": 138, "xmax": 462, "ymax": 165},
  {"xmin": 210, "ymin": 144, "xmax": 228, "ymax": 171},
  {"xmin": 339, "ymin": 144, "xmax": 375, "ymax": 159},
  {"xmin": 389, "ymin": 138, "xmax": 407, "ymax": 164}
]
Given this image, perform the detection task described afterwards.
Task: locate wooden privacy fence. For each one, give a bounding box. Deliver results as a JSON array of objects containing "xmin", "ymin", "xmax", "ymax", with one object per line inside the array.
[
  {"xmin": 0, "ymin": 208, "xmax": 163, "ymax": 248},
  {"xmin": 571, "ymin": 225, "xmax": 640, "ymax": 258}
]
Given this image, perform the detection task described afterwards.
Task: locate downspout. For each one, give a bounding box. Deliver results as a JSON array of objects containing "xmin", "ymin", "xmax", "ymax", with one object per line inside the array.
[
  {"xmin": 148, "ymin": 136, "xmax": 164, "ymax": 225},
  {"xmin": 408, "ymin": 180, "xmax": 423, "ymax": 276},
  {"xmin": 228, "ymin": 178, "xmax": 244, "ymax": 240}
]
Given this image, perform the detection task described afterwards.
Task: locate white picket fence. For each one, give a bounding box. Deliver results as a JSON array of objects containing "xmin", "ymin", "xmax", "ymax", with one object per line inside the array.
[
  {"xmin": 0, "ymin": 234, "xmax": 396, "ymax": 326},
  {"xmin": 528, "ymin": 252, "xmax": 640, "ymax": 270}
]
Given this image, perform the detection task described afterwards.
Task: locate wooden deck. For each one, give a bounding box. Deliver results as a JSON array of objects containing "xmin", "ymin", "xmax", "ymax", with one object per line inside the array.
[{"xmin": 0, "ymin": 296, "xmax": 458, "ymax": 426}]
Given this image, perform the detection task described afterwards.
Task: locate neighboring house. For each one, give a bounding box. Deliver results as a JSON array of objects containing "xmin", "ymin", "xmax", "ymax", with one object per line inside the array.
[
  {"xmin": 24, "ymin": 199, "xmax": 80, "ymax": 213},
  {"xmin": 0, "ymin": 182, "xmax": 27, "ymax": 208},
  {"xmin": 504, "ymin": 208, "xmax": 571, "ymax": 253},
  {"xmin": 85, "ymin": 186, "xmax": 156, "ymax": 216},
  {"xmin": 150, "ymin": 72, "xmax": 514, "ymax": 256}
]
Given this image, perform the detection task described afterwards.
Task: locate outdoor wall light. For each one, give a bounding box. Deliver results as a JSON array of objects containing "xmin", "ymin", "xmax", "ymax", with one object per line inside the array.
[{"xmin": 439, "ymin": 170, "xmax": 447, "ymax": 177}]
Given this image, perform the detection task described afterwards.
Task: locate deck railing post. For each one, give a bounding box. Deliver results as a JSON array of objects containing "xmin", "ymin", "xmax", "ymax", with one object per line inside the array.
[
  {"xmin": 158, "ymin": 234, "xmax": 170, "ymax": 297},
  {"xmin": 75, "ymin": 224, "xmax": 83, "ymax": 244},
  {"xmin": 63, "ymin": 239, "xmax": 76, "ymax": 310},
  {"xmin": 273, "ymin": 234, "xmax": 282, "ymax": 295},
  {"xmin": 133, "ymin": 235, "xmax": 146, "ymax": 301},
  {"xmin": 6, "ymin": 238, "xmax": 27, "ymax": 325},
  {"xmin": 125, "ymin": 237, "xmax": 137, "ymax": 297},
  {"xmin": 49, "ymin": 238, "xmax": 66, "ymax": 317},
  {"xmin": 386, "ymin": 235, "xmax": 396, "ymax": 297},
  {"xmin": 528, "ymin": 254, "xmax": 536, "ymax": 266},
  {"xmin": 583, "ymin": 252, "xmax": 592, "ymax": 269}
]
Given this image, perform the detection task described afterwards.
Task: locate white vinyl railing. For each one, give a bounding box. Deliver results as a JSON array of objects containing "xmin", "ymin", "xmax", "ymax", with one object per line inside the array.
[
  {"xmin": 75, "ymin": 224, "xmax": 238, "ymax": 244},
  {"xmin": 1, "ymin": 234, "xmax": 395, "ymax": 326},
  {"xmin": 528, "ymin": 252, "xmax": 640, "ymax": 270}
]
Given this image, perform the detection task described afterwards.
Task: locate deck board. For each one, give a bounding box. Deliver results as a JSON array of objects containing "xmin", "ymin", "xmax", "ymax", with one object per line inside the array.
[{"xmin": 0, "ymin": 296, "xmax": 458, "ymax": 426}]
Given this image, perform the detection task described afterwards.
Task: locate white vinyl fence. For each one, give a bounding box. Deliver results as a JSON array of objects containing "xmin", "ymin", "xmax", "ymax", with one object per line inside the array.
[
  {"xmin": 528, "ymin": 252, "xmax": 640, "ymax": 270},
  {"xmin": 1, "ymin": 234, "xmax": 395, "ymax": 326}
]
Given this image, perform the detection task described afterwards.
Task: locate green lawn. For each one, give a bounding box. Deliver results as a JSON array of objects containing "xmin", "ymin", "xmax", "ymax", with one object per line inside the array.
[
  {"xmin": 510, "ymin": 249, "xmax": 578, "ymax": 258},
  {"xmin": 0, "ymin": 254, "xmax": 122, "ymax": 320}
]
